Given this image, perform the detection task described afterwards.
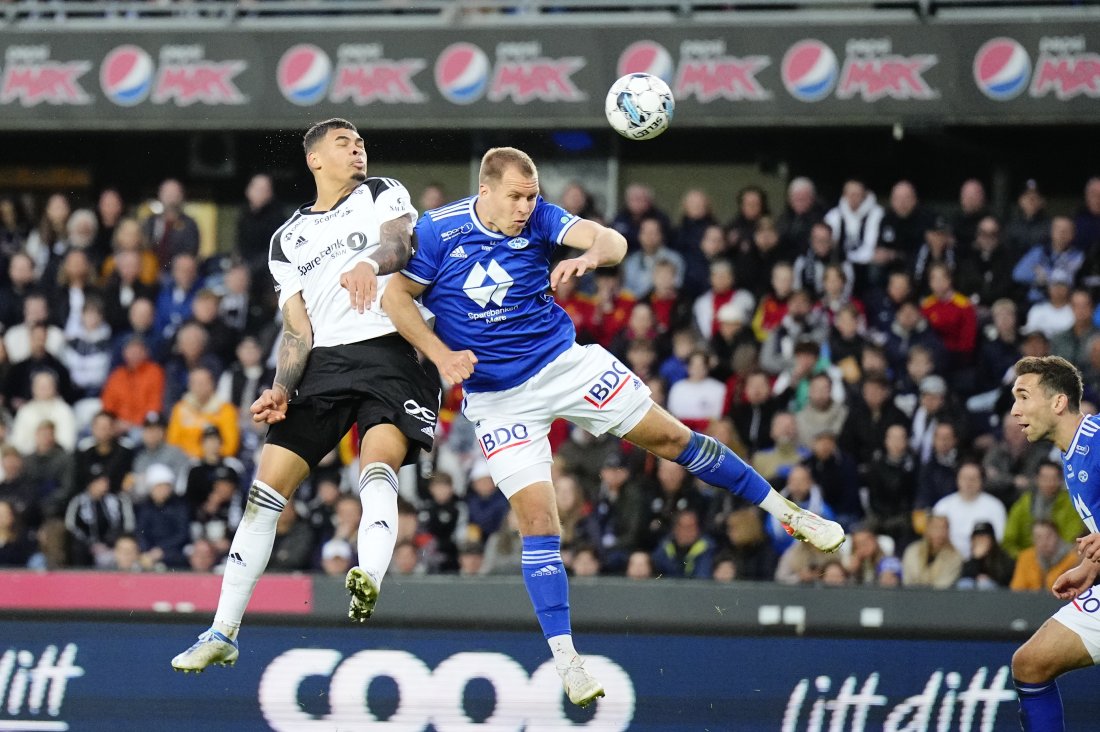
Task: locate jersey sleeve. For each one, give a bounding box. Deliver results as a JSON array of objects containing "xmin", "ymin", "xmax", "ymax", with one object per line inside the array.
[
  {"xmin": 366, "ymin": 177, "xmax": 418, "ymax": 223},
  {"xmin": 402, "ymin": 214, "xmax": 445, "ymax": 286},
  {"xmin": 268, "ymin": 226, "xmax": 302, "ymax": 310},
  {"xmin": 531, "ymin": 198, "xmax": 581, "ymax": 253}
]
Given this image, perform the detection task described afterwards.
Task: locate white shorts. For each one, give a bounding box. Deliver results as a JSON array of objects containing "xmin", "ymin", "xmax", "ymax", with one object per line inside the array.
[
  {"xmin": 1053, "ymin": 588, "xmax": 1100, "ymax": 663},
  {"xmin": 462, "ymin": 343, "xmax": 653, "ymax": 498}
]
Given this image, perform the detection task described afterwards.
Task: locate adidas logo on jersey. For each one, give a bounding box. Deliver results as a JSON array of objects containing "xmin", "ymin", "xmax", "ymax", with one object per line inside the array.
[
  {"xmin": 449, "ymin": 246, "xmax": 468, "ymax": 259},
  {"xmin": 528, "ymin": 565, "xmax": 560, "ymax": 578}
]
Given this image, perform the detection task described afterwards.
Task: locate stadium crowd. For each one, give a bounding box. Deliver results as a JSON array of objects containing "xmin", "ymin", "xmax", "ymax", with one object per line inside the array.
[{"xmin": 1, "ymin": 171, "xmax": 1099, "ymax": 593}]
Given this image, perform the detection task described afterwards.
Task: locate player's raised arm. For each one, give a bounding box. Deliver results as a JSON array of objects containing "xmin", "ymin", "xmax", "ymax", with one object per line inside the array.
[
  {"xmin": 340, "ymin": 212, "xmax": 416, "ymax": 313},
  {"xmin": 381, "ymin": 273, "xmax": 477, "ymax": 386},
  {"xmin": 252, "ymin": 293, "xmax": 313, "ymax": 424},
  {"xmin": 551, "ymin": 219, "xmax": 628, "ymax": 290}
]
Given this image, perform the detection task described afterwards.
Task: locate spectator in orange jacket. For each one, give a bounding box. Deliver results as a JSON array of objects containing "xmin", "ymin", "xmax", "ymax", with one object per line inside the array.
[
  {"xmin": 1010, "ymin": 519, "xmax": 1078, "ymax": 592},
  {"xmin": 100, "ymin": 335, "xmax": 165, "ymax": 434},
  {"xmin": 165, "ymin": 366, "xmax": 239, "ymax": 459}
]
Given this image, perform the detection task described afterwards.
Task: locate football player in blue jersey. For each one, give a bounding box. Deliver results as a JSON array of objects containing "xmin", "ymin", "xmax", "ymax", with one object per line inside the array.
[
  {"xmin": 1011, "ymin": 355, "xmax": 1100, "ymax": 731},
  {"xmin": 380, "ymin": 147, "xmax": 844, "ymax": 709}
]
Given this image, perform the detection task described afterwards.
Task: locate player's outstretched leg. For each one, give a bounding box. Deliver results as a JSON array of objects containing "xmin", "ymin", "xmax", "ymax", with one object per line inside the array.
[
  {"xmin": 678, "ymin": 430, "xmax": 844, "ymax": 552},
  {"xmin": 171, "ymin": 479, "xmax": 287, "ymax": 672},
  {"xmin": 521, "ymin": 534, "xmax": 606, "ymax": 708},
  {"xmin": 346, "ymin": 462, "xmax": 400, "ymax": 622}
]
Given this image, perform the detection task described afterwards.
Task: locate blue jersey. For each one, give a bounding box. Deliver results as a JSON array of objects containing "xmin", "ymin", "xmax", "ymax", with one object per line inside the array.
[
  {"xmin": 403, "ymin": 195, "xmax": 581, "ymax": 393},
  {"xmin": 1063, "ymin": 414, "xmax": 1100, "ymax": 533}
]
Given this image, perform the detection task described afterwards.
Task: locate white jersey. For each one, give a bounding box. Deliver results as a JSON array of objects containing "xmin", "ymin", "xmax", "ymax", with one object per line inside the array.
[{"xmin": 268, "ymin": 177, "xmax": 429, "ymax": 348}]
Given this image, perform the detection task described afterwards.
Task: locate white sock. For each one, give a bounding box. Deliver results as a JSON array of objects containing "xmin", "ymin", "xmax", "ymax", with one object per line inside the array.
[
  {"xmin": 213, "ymin": 480, "xmax": 286, "ymax": 640},
  {"xmin": 358, "ymin": 462, "xmax": 399, "ymax": 586},
  {"xmin": 758, "ymin": 489, "xmax": 797, "ymax": 522},
  {"xmin": 549, "ymin": 633, "xmax": 579, "ymax": 667}
]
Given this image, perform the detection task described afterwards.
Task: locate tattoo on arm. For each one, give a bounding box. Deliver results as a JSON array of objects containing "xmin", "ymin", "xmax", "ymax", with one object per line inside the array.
[
  {"xmin": 273, "ymin": 300, "xmax": 313, "ymax": 397},
  {"xmin": 372, "ymin": 214, "xmax": 415, "ymax": 275}
]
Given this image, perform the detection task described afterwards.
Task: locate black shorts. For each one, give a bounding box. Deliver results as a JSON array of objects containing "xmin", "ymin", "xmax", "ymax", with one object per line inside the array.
[{"xmin": 265, "ymin": 334, "xmax": 440, "ymax": 469}]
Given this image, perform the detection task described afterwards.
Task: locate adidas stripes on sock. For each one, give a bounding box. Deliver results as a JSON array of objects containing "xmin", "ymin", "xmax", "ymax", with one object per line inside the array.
[
  {"xmin": 213, "ymin": 480, "xmax": 286, "ymax": 637},
  {"xmin": 358, "ymin": 462, "xmax": 400, "ymax": 584},
  {"xmin": 1014, "ymin": 678, "xmax": 1064, "ymax": 732}
]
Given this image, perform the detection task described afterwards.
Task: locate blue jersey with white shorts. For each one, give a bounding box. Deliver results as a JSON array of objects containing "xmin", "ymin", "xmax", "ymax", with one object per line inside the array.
[
  {"xmin": 1063, "ymin": 414, "xmax": 1100, "ymax": 533},
  {"xmin": 402, "ymin": 195, "xmax": 581, "ymax": 393}
]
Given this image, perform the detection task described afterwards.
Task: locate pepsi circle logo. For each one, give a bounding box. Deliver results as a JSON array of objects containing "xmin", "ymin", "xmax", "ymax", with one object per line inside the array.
[
  {"xmin": 781, "ymin": 40, "xmax": 838, "ymax": 103},
  {"xmin": 973, "ymin": 37, "xmax": 1031, "ymax": 101},
  {"xmin": 617, "ymin": 41, "xmax": 674, "ymax": 84},
  {"xmin": 435, "ymin": 43, "xmax": 490, "ymax": 105},
  {"xmin": 277, "ymin": 44, "xmax": 332, "ymax": 106},
  {"xmin": 100, "ymin": 45, "xmax": 154, "ymax": 107}
]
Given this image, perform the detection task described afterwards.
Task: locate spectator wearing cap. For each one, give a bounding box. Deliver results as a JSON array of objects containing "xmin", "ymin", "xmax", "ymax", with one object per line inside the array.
[
  {"xmin": 128, "ymin": 411, "xmax": 190, "ymax": 503},
  {"xmin": 64, "ymin": 469, "xmax": 134, "ymax": 568},
  {"xmin": 957, "ymin": 520, "xmax": 1015, "ymax": 589},
  {"xmin": 134, "ymin": 462, "xmax": 190, "ymax": 568},
  {"xmin": 184, "ymin": 426, "xmax": 246, "ymax": 514},
  {"xmin": 1004, "ymin": 179, "xmax": 1051, "ymax": 258},
  {"xmin": 1012, "ymin": 215, "xmax": 1083, "ymax": 303},
  {"xmin": 99, "ymin": 335, "xmax": 166, "ymax": 434},
  {"xmin": 621, "ymin": 216, "xmax": 685, "ymax": 299},
  {"xmin": 165, "ymin": 366, "xmax": 239, "ymax": 459},
  {"xmin": 590, "ymin": 450, "xmax": 652, "ymax": 573},
  {"xmin": 191, "ymin": 462, "xmax": 243, "ymax": 556},
  {"xmin": 74, "ymin": 412, "xmax": 133, "ymax": 495},
  {"xmin": 876, "ymin": 555, "xmax": 903, "ymax": 587},
  {"xmin": 1010, "ymin": 519, "xmax": 1078, "ymax": 592},
  {"xmin": 931, "ymin": 461, "xmax": 1006, "ymax": 560},
  {"xmin": 709, "ymin": 301, "xmax": 757, "ymax": 382},
  {"xmin": 320, "ymin": 538, "xmax": 354, "ymax": 577},
  {"xmin": 1022, "ymin": 276, "xmax": 1075, "ymax": 341},
  {"xmin": 9, "ymin": 370, "xmax": 76, "ymax": 455},
  {"xmin": 955, "ymin": 216, "xmax": 1020, "ymax": 314},
  {"xmin": 839, "ymin": 372, "xmax": 908, "ymax": 468},
  {"xmin": 911, "ymin": 215, "xmax": 957, "ymax": 298}
]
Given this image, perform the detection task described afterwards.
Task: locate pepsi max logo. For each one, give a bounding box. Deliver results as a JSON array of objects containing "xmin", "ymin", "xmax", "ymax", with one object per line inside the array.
[
  {"xmin": 100, "ymin": 45, "xmax": 246, "ymax": 107},
  {"xmin": 1, "ymin": 46, "xmax": 92, "ymax": 107},
  {"xmin": 781, "ymin": 40, "xmax": 839, "ymax": 102},
  {"xmin": 435, "ymin": 43, "xmax": 491, "ymax": 104},
  {"xmin": 100, "ymin": 45, "xmax": 155, "ymax": 106},
  {"xmin": 973, "ymin": 38, "xmax": 1031, "ymax": 101},
  {"xmin": 617, "ymin": 41, "xmax": 674, "ymax": 84},
  {"xmin": 277, "ymin": 44, "xmax": 332, "ymax": 106}
]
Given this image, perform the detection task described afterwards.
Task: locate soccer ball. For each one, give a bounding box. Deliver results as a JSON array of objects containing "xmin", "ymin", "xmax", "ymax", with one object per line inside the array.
[{"xmin": 605, "ymin": 73, "xmax": 675, "ymax": 141}]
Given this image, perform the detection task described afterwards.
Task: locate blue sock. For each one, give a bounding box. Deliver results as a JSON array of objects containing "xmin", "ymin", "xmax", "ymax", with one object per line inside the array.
[
  {"xmin": 521, "ymin": 536, "xmax": 571, "ymax": 640},
  {"xmin": 675, "ymin": 431, "xmax": 770, "ymax": 505},
  {"xmin": 1014, "ymin": 678, "xmax": 1064, "ymax": 732}
]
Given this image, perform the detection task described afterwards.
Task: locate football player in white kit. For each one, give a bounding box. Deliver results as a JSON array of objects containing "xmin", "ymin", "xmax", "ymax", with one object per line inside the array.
[
  {"xmin": 171, "ymin": 119, "xmax": 439, "ymax": 672},
  {"xmin": 382, "ymin": 147, "xmax": 844, "ymax": 708},
  {"xmin": 1011, "ymin": 355, "xmax": 1100, "ymax": 730}
]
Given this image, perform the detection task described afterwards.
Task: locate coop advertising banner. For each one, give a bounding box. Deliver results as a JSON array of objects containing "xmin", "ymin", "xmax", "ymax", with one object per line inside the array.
[
  {"xmin": 0, "ymin": 21, "xmax": 1097, "ymax": 129},
  {"xmin": 1, "ymin": 619, "xmax": 1096, "ymax": 731}
]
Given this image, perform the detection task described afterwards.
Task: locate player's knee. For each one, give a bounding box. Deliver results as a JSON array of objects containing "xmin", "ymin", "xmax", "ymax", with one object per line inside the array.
[{"xmin": 1011, "ymin": 645, "xmax": 1048, "ymax": 683}]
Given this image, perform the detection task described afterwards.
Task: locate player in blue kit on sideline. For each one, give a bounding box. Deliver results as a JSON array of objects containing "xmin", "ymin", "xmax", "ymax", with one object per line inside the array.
[
  {"xmin": 1011, "ymin": 355, "xmax": 1100, "ymax": 731},
  {"xmin": 380, "ymin": 147, "xmax": 844, "ymax": 708}
]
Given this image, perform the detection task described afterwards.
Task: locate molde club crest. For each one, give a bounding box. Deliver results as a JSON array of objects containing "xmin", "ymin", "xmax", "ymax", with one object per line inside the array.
[
  {"xmin": 619, "ymin": 39, "xmax": 770, "ymax": 103},
  {"xmin": 435, "ymin": 41, "xmax": 585, "ymax": 105},
  {"xmin": 783, "ymin": 38, "xmax": 937, "ymax": 102},
  {"xmin": 1, "ymin": 45, "xmax": 91, "ymax": 107},
  {"xmin": 100, "ymin": 44, "xmax": 247, "ymax": 106},
  {"xmin": 277, "ymin": 43, "xmax": 427, "ymax": 106},
  {"xmin": 975, "ymin": 35, "xmax": 1100, "ymax": 101}
]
